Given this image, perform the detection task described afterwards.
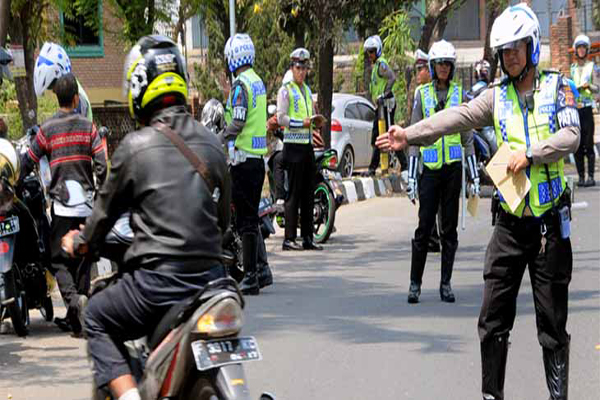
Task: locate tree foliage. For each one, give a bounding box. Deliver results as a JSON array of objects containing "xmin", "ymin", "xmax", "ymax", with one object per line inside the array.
[{"xmin": 380, "ymin": 10, "xmax": 416, "ymax": 124}]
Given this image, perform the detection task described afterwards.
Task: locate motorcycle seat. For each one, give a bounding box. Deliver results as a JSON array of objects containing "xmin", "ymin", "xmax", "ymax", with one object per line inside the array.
[{"xmin": 148, "ymin": 300, "xmax": 188, "ymax": 350}]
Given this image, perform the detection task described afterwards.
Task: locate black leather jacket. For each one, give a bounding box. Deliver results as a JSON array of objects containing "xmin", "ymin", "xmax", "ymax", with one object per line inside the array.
[{"xmin": 76, "ymin": 106, "xmax": 231, "ymax": 268}]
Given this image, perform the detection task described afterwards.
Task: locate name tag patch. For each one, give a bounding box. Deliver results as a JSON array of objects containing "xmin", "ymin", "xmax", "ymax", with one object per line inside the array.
[
  {"xmin": 556, "ymin": 107, "xmax": 580, "ymax": 128},
  {"xmin": 538, "ymin": 103, "xmax": 555, "ymax": 115}
]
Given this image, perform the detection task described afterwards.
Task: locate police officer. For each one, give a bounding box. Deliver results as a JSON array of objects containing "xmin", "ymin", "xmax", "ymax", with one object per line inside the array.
[
  {"xmin": 471, "ymin": 59, "xmax": 492, "ymax": 98},
  {"xmin": 364, "ymin": 35, "xmax": 407, "ymax": 176},
  {"xmin": 571, "ymin": 34, "xmax": 598, "ymax": 187},
  {"xmin": 223, "ymin": 33, "xmax": 272, "ymax": 294},
  {"xmin": 277, "ymin": 48, "xmax": 323, "ymax": 251},
  {"xmin": 377, "ymin": 4, "xmax": 579, "ymax": 399},
  {"xmin": 406, "ymin": 39, "xmax": 479, "ymax": 304}
]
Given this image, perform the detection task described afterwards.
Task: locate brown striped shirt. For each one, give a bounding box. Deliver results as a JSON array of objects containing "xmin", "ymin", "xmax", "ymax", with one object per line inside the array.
[{"xmin": 26, "ymin": 110, "xmax": 107, "ymax": 201}]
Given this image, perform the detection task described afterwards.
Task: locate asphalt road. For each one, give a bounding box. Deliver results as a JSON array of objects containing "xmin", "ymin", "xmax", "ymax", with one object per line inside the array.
[{"xmin": 0, "ymin": 184, "xmax": 598, "ymax": 400}]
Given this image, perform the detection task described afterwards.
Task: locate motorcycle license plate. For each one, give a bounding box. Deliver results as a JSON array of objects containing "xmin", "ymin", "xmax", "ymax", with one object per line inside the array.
[
  {"xmin": 0, "ymin": 216, "xmax": 19, "ymax": 238},
  {"xmin": 191, "ymin": 336, "xmax": 261, "ymax": 371}
]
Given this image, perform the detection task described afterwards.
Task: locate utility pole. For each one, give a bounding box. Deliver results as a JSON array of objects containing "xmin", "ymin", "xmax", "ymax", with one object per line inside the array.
[{"xmin": 229, "ymin": 0, "xmax": 236, "ymax": 37}]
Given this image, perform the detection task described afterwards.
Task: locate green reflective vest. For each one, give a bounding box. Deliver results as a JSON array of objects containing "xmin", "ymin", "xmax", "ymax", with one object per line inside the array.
[
  {"xmin": 370, "ymin": 56, "xmax": 389, "ymax": 101},
  {"xmin": 224, "ymin": 68, "xmax": 267, "ymax": 155},
  {"xmin": 283, "ymin": 81, "xmax": 313, "ymax": 145},
  {"xmin": 493, "ymin": 71, "xmax": 566, "ymax": 217},
  {"xmin": 570, "ymin": 61, "xmax": 595, "ymax": 107},
  {"xmin": 419, "ymin": 82, "xmax": 463, "ymax": 170}
]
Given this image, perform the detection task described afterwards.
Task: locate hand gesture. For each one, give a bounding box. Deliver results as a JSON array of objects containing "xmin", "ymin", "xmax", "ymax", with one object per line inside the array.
[{"xmin": 375, "ymin": 125, "xmax": 408, "ymax": 152}]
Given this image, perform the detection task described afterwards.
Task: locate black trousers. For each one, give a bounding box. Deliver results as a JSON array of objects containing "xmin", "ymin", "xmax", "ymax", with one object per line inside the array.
[
  {"xmin": 231, "ymin": 158, "xmax": 265, "ymax": 236},
  {"xmin": 50, "ymin": 212, "xmax": 90, "ymax": 312},
  {"xmin": 269, "ymin": 150, "xmax": 286, "ymax": 201},
  {"xmin": 369, "ymin": 105, "xmax": 407, "ymax": 172},
  {"xmin": 478, "ymin": 209, "xmax": 572, "ymax": 350},
  {"xmin": 575, "ymin": 106, "xmax": 596, "ymax": 179},
  {"xmin": 85, "ymin": 263, "xmax": 225, "ymax": 388},
  {"xmin": 284, "ymin": 146, "xmax": 316, "ymax": 241},
  {"xmin": 411, "ymin": 162, "xmax": 462, "ymax": 284}
]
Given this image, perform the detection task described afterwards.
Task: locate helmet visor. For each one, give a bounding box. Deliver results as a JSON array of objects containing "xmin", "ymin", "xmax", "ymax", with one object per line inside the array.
[{"xmin": 497, "ymin": 38, "xmax": 529, "ymax": 51}]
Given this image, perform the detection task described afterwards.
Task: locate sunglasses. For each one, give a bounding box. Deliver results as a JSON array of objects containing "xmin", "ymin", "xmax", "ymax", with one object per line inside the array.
[{"xmin": 434, "ymin": 60, "xmax": 453, "ymax": 67}]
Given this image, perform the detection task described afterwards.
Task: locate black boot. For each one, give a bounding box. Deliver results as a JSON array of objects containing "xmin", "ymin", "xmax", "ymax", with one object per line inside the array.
[
  {"xmin": 302, "ymin": 237, "xmax": 323, "ymax": 250},
  {"xmin": 481, "ymin": 333, "xmax": 509, "ymax": 400},
  {"xmin": 543, "ymin": 340, "xmax": 569, "ymax": 400},
  {"xmin": 586, "ymin": 152, "xmax": 595, "ymax": 187},
  {"xmin": 239, "ymin": 233, "xmax": 259, "ymax": 295},
  {"xmin": 407, "ymin": 281, "xmax": 421, "ymax": 304},
  {"xmin": 440, "ymin": 241, "xmax": 458, "ymax": 302},
  {"xmin": 257, "ymin": 232, "xmax": 273, "ymax": 288}
]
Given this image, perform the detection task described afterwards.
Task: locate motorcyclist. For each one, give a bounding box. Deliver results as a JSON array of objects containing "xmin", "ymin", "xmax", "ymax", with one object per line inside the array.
[
  {"xmin": 405, "ymin": 39, "xmax": 479, "ymax": 304},
  {"xmin": 61, "ymin": 35, "xmax": 231, "ymax": 400},
  {"xmin": 470, "ymin": 59, "xmax": 492, "ymax": 99},
  {"xmin": 571, "ymin": 34, "xmax": 598, "ymax": 187},
  {"xmin": 223, "ymin": 33, "xmax": 272, "ymax": 294},
  {"xmin": 21, "ymin": 73, "xmax": 107, "ymax": 337},
  {"xmin": 276, "ymin": 48, "xmax": 325, "ymax": 251},
  {"xmin": 34, "ymin": 42, "xmax": 93, "ymax": 121}
]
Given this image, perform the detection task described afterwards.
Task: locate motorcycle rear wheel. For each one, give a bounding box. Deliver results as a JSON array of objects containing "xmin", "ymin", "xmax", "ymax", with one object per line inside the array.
[
  {"xmin": 183, "ymin": 377, "xmax": 222, "ymax": 400},
  {"xmin": 313, "ymin": 182, "xmax": 336, "ymax": 244}
]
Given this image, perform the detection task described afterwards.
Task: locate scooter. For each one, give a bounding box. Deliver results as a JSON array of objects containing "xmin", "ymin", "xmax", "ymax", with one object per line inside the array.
[
  {"xmin": 0, "ymin": 132, "xmax": 54, "ymax": 336},
  {"xmin": 91, "ymin": 216, "xmax": 275, "ymax": 400}
]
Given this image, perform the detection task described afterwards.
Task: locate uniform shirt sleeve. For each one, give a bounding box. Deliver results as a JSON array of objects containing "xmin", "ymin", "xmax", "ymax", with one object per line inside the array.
[
  {"xmin": 406, "ymin": 88, "xmax": 495, "ymax": 147},
  {"xmin": 224, "ymin": 81, "xmax": 249, "ymax": 141},
  {"xmin": 531, "ymin": 76, "xmax": 580, "ymax": 164},
  {"xmin": 379, "ymin": 61, "xmax": 396, "ymax": 98},
  {"xmin": 407, "ymin": 90, "xmax": 424, "ymax": 158}
]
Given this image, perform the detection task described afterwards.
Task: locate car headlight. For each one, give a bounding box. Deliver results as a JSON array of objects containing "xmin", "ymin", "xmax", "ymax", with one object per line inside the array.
[{"xmin": 193, "ymin": 298, "xmax": 243, "ymax": 337}]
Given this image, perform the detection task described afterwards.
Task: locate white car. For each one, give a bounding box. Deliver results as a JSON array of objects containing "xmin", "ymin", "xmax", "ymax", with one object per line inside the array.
[{"xmin": 326, "ymin": 93, "xmax": 375, "ymax": 178}]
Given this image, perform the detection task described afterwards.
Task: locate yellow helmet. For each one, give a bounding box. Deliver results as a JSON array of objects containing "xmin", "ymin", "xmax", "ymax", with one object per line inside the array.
[{"xmin": 123, "ymin": 35, "xmax": 188, "ymax": 121}]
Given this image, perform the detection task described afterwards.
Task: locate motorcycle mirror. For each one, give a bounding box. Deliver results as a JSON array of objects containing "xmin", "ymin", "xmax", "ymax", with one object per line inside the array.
[
  {"xmin": 267, "ymin": 104, "xmax": 277, "ymax": 115},
  {"xmin": 98, "ymin": 126, "xmax": 110, "ymax": 139},
  {"xmin": 259, "ymin": 393, "xmax": 276, "ymax": 400}
]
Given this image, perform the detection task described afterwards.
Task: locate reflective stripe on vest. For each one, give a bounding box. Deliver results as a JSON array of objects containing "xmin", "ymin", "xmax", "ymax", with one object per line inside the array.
[
  {"xmin": 570, "ymin": 62, "xmax": 595, "ymax": 107},
  {"xmin": 225, "ymin": 68, "xmax": 267, "ymax": 155},
  {"xmin": 283, "ymin": 81, "xmax": 313, "ymax": 144},
  {"xmin": 493, "ymin": 72, "xmax": 566, "ymax": 217},
  {"xmin": 419, "ymin": 82, "xmax": 463, "ymax": 170},
  {"xmin": 370, "ymin": 56, "xmax": 389, "ymax": 100}
]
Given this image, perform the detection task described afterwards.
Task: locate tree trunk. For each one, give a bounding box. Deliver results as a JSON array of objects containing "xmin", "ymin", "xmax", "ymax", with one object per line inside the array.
[
  {"xmin": 0, "ymin": 0, "xmax": 11, "ymax": 47},
  {"xmin": 9, "ymin": 4, "xmax": 37, "ymax": 134},
  {"xmin": 432, "ymin": 14, "xmax": 448, "ymax": 43},
  {"xmin": 318, "ymin": 37, "xmax": 334, "ymax": 149},
  {"xmin": 483, "ymin": 1, "xmax": 506, "ymax": 82},
  {"xmin": 418, "ymin": 15, "xmax": 437, "ymax": 52}
]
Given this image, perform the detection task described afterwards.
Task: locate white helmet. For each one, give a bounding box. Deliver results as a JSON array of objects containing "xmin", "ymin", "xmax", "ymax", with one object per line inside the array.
[
  {"xmin": 428, "ymin": 40, "xmax": 456, "ymax": 80},
  {"xmin": 282, "ymin": 69, "xmax": 293, "ymax": 85},
  {"xmin": 573, "ymin": 34, "xmax": 591, "ymax": 58},
  {"xmin": 414, "ymin": 49, "xmax": 429, "ymax": 66},
  {"xmin": 201, "ymin": 98, "xmax": 225, "ymax": 134},
  {"xmin": 490, "ymin": 3, "xmax": 541, "ymax": 74},
  {"xmin": 34, "ymin": 42, "xmax": 72, "ymax": 97},
  {"xmin": 290, "ymin": 47, "xmax": 310, "ymax": 67},
  {"xmin": 224, "ymin": 33, "xmax": 255, "ymax": 73},
  {"xmin": 0, "ymin": 138, "xmax": 20, "ymax": 187},
  {"xmin": 364, "ymin": 35, "xmax": 382, "ymax": 58}
]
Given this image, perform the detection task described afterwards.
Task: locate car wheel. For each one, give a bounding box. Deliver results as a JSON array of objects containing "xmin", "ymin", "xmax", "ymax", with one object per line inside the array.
[{"xmin": 338, "ymin": 146, "xmax": 354, "ymax": 178}]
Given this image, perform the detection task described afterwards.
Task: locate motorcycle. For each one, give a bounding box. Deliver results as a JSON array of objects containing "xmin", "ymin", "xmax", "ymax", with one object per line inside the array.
[
  {"xmin": 268, "ymin": 148, "xmax": 342, "ymax": 243},
  {"xmin": 0, "ymin": 131, "xmax": 54, "ymax": 336},
  {"xmin": 91, "ymin": 215, "xmax": 274, "ymax": 400}
]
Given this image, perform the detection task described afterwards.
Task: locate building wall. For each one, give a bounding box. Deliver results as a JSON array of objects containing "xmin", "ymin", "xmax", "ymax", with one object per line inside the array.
[{"xmin": 69, "ymin": 3, "xmax": 127, "ymax": 104}]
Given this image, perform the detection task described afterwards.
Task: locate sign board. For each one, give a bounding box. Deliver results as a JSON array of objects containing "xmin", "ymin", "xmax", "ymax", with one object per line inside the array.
[{"xmin": 10, "ymin": 45, "xmax": 26, "ymax": 78}]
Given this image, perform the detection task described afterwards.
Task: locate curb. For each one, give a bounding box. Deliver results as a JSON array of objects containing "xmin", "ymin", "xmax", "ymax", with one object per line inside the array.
[{"xmin": 338, "ymin": 174, "xmax": 403, "ymax": 205}]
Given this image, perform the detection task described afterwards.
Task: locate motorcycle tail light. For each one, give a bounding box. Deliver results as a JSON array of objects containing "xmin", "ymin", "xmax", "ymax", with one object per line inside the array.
[
  {"xmin": 193, "ymin": 298, "xmax": 243, "ymax": 337},
  {"xmin": 328, "ymin": 155, "xmax": 338, "ymax": 169}
]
